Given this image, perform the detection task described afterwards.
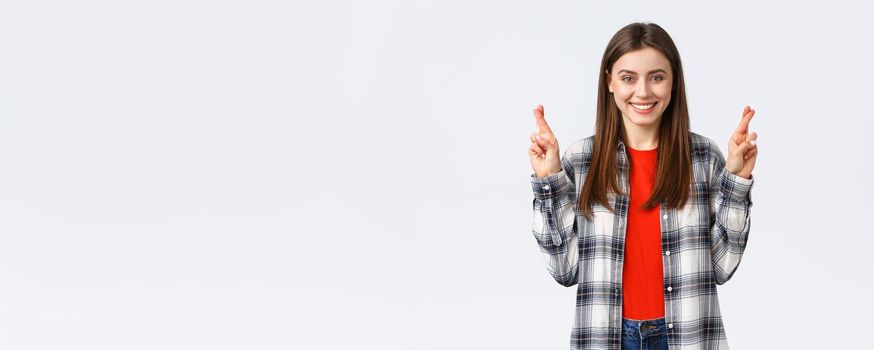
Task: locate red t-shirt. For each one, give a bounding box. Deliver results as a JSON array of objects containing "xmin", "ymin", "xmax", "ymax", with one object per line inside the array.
[{"xmin": 622, "ymin": 145, "xmax": 665, "ymax": 320}]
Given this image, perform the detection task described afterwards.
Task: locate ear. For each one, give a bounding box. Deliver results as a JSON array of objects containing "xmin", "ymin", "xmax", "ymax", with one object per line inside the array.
[{"xmin": 605, "ymin": 69, "xmax": 613, "ymax": 93}]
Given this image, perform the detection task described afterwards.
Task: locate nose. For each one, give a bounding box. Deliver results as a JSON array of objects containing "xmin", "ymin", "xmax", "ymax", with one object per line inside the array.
[{"xmin": 635, "ymin": 81, "xmax": 652, "ymax": 97}]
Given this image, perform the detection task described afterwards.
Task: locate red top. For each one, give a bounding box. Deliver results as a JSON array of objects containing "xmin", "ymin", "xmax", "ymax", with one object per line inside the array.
[{"xmin": 622, "ymin": 145, "xmax": 665, "ymax": 320}]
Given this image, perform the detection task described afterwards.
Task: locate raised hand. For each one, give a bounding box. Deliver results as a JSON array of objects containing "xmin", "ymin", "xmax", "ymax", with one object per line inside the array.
[
  {"xmin": 529, "ymin": 104, "xmax": 562, "ymax": 177},
  {"xmin": 725, "ymin": 105, "xmax": 758, "ymax": 179}
]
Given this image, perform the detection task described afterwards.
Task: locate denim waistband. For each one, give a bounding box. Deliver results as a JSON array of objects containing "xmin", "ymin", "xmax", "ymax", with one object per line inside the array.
[
  {"xmin": 622, "ymin": 317, "xmax": 666, "ymax": 332},
  {"xmin": 623, "ymin": 317, "xmax": 665, "ymax": 323}
]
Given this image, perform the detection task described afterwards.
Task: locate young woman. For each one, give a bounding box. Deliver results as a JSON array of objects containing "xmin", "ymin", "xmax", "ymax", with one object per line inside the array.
[{"xmin": 528, "ymin": 22, "xmax": 758, "ymax": 350}]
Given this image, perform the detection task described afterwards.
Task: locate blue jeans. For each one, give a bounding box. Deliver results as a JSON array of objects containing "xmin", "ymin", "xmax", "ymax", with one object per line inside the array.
[{"xmin": 621, "ymin": 317, "xmax": 668, "ymax": 350}]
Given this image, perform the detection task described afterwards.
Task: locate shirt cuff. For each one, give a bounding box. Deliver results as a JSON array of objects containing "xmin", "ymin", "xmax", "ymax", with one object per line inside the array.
[
  {"xmin": 719, "ymin": 169, "xmax": 754, "ymax": 203},
  {"xmin": 531, "ymin": 170, "xmax": 568, "ymax": 200}
]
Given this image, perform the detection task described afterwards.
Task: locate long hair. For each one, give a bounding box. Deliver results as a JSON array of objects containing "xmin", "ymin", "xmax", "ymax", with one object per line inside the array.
[{"xmin": 580, "ymin": 22, "xmax": 692, "ymax": 221}]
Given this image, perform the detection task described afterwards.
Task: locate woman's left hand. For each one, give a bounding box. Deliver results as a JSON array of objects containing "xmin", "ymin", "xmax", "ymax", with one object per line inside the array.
[{"xmin": 725, "ymin": 105, "xmax": 758, "ymax": 179}]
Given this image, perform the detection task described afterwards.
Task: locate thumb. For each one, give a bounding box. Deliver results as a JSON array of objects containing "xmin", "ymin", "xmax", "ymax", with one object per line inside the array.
[
  {"xmin": 734, "ymin": 140, "xmax": 755, "ymax": 157},
  {"xmin": 746, "ymin": 131, "xmax": 758, "ymax": 144}
]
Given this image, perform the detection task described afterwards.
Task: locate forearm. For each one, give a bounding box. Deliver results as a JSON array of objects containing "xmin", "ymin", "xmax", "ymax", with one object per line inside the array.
[
  {"xmin": 531, "ymin": 170, "xmax": 579, "ymax": 287},
  {"xmin": 709, "ymin": 168, "xmax": 754, "ymax": 284}
]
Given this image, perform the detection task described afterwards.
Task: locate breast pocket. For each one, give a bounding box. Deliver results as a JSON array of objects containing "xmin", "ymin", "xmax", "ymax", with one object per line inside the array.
[
  {"xmin": 589, "ymin": 195, "xmax": 617, "ymax": 237},
  {"xmin": 680, "ymin": 181, "xmax": 710, "ymax": 226}
]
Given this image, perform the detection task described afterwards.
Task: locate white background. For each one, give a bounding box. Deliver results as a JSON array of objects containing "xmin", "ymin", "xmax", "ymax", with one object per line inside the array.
[{"xmin": 0, "ymin": 0, "xmax": 872, "ymax": 349}]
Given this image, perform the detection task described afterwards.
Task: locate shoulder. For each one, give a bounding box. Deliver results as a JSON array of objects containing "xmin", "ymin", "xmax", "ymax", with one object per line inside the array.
[
  {"xmin": 565, "ymin": 135, "xmax": 595, "ymax": 155},
  {"xmin": 689, "ymin": 131, "xmax": 716, "ymax": 151},
  {"xmin": 689, "ymin": 131, "xmax": 727, "ymax": 184},
  {"xmin": 689, "ymin": 131, "xmax": 722, "ymax": 162},
  {"xmin": 561, "ymin": 135, "xmax": 595, "ymax": 175},
  {"xmin": 563, "ymin": 135, "xmax": 596, "ymax": 165}
]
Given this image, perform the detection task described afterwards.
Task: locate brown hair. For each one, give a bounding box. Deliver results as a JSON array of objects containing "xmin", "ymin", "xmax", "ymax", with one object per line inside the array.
[{"xmin": 580, "ymin": 22, "xmax": 692, "ymax": 221}]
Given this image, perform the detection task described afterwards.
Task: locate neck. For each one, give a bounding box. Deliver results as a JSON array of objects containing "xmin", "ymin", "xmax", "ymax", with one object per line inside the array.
[{"xmin": 622, "ymin": 120, "xmax": 660, "ymax": 150}]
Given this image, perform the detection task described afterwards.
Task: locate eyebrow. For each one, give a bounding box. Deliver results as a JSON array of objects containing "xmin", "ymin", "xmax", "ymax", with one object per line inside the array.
[{"xmin": 617, "ymin": 68, "xmax": 667, "ymax": 75}]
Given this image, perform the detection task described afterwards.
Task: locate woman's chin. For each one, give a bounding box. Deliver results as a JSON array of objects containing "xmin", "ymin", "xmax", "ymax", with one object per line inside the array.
[{"xmin": 623, "ymin": 113, "xmax": 662, "ymax": 127}]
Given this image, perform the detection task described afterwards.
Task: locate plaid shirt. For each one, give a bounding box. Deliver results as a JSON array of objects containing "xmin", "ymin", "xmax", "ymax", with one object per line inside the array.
[{"xmin": 530, "ymin": 132, "xmax": 754, "ymax": 349}]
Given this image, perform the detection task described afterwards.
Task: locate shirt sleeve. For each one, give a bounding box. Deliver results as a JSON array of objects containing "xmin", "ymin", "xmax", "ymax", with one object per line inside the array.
[
  {"xmin": 530, "ymin": 146, "xmax": 580, "ymax": 287},
  {"xmin": 707, "ymin": 140, "xmax": 754, "ymax": 285}
]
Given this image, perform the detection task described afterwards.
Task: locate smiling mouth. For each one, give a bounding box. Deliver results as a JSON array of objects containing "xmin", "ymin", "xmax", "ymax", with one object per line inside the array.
[{"xmin": 630, "ymin": 102, "xmax": 656, "ymax": 111}]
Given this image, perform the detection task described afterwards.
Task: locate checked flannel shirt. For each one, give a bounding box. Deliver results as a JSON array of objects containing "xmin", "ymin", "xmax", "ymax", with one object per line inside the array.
[{"xmin": 530, "ymin": 132, "xmax": 754, "ymax": 349}]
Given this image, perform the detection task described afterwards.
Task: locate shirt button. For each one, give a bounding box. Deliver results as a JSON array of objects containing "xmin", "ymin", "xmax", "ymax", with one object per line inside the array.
[
  {"xmin": 665, "ymin": 250, "xmax": 670, "ymax": 256},
  {"xmin": 663, "ymin": 214, "xmax": 668, "ymax": 219},
  {"xmin": 668, "ymin": 323, "xmax": 673, "ymax": 329},
  {"xmin": 667, "ymin": 286, "xmax": 672, "ymax": 292},
  {"xmin": 542, "ymin": 185, "xmax": 550, "ymax": 190}
]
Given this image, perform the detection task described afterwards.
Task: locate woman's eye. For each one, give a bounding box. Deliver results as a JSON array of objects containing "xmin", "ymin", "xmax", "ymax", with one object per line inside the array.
[
  {"xmin": 651, "ymin": 75, "xmax": 664, "ymax": 81},
  {"xmin": 622, "ymin": 76, "xmax": 633, "ymax": 83}
]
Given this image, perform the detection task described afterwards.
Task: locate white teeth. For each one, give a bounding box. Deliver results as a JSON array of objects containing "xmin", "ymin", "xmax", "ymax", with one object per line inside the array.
[{"xmin": 631, "ymin": 103, "xmax": 655, "ymax": 110}]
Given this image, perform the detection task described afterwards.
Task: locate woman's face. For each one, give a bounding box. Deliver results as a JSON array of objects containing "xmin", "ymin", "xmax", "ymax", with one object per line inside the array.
[{"xmin": 606, "ymin": 47, "xmax": 673, "ymax": 129}]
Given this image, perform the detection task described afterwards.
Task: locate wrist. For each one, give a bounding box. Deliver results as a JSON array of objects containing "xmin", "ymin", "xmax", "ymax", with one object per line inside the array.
[
  {"xmin": 536, "ymin": 168, "xmax": 562, "ymax": 178},
  {"xmin": 725, "ymin": 165, "xmax": 751, "ymax": 179},
  {"xmin": 729, "ymin": 168, "xmax": 752, "ymax": 180},
  {"xmin": 725, "ymin": 168, "xmax": 753, "ymax": 180}
]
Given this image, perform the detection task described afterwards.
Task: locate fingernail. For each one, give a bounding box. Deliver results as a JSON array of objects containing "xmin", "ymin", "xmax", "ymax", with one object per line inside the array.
[{"xmin": 750, "ymin": 140, "xmax": 757, "ymax": 145}]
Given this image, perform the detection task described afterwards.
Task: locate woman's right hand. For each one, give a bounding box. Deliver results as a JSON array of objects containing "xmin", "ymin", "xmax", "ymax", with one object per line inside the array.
[{"xmin": 529, "ymin": 104, "xmax": 562, "ymax": 178}]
